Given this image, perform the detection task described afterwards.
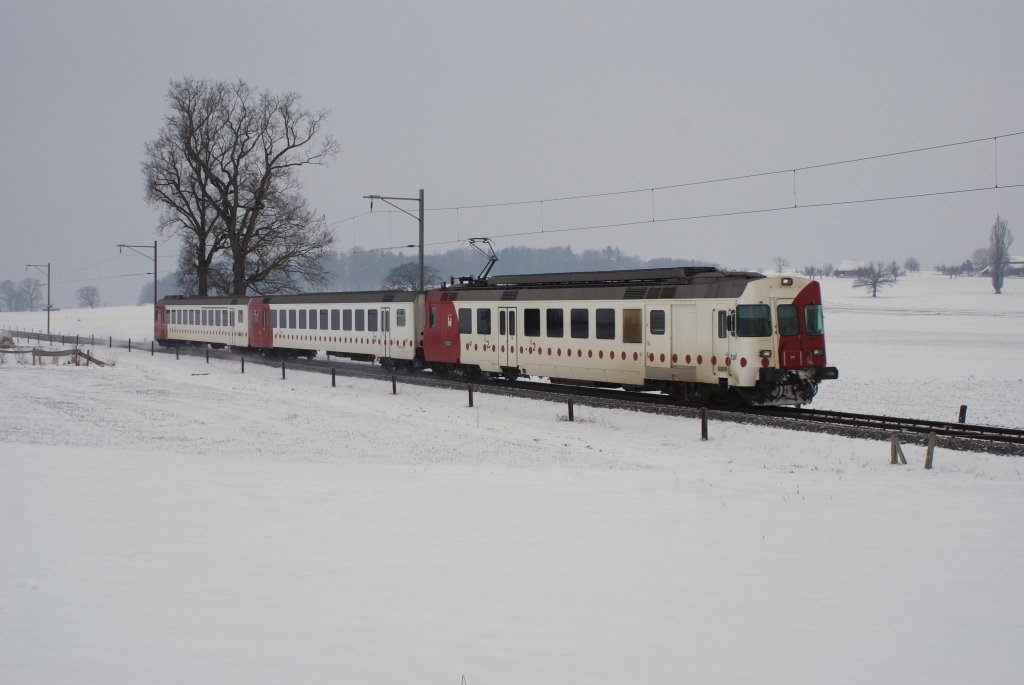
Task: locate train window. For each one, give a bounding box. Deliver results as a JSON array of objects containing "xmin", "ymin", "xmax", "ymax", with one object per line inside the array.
[
  {"xmin": 355, "ymin": 310, "xmax": 365, "ymax": 331},
  {"xmin": 343, "ymin": 310, "xmax": 352, "ymax": 330},
  {"xmin": 308, "ymin": 309, "xmax": 317, "ymax": 330},
  {"xmin": 777, "ymin": 304, "xmax": 798, "ymax": 336},
  {"xmin": 287, "ymin": 310, "xmax": 295, "ymax": 328},
  {"xmin": 268, "ymin": 310, "xmax": 275, "ymax": 328},
  {"xmin": 320, "ymin": 309, "xmax": 329, "ymax": 330},
  {"xmin": 200, "ymin": 310, "xmax": 207, "ymax": 326},
  {"xmin": 368, "ymin": 310, "xmax": 378, "ymax": 332},
  {"xmin": 187, "ymin": 310, "xmax": 193, "ymax": 326},
  {"xmin": 524, "ymin": 308, "xmax": 540, "ymax": 337},
  {"xmin": 299, "ymin": 310, "xmax": 307, "ymax": 328},
  {"xmin": 571, "ymin": 309, "xmax": 589, "ymax": 339},
  {"xmin": 223, "ymin": 309, "xmax": 228, "ymax": 326},
  {"xmin": 477, "ymin": 308, "xmax": 492, "ymax": 335},
  {"xmin": 499, "ymin": 310, "xmax": 506, "ymax": 336},
  {"xmin": 649, "ymin": 309, "xmax": 665, "ymax": 336},
  {"xmin": 509, "ymin": 310, "xmax": 516, "ymax": 336},
  {"xmin": 331, "ymin": 309, "xmax": 340, "ymax": 330},
  {"xmin": 737, "ymin": 305, "xmax": 772, "ymax": 337},
  {"xmin": 804, "ymin": 304, "xmax": 825, "ymax": 336},
  {"xmin": 546, "ymin": 309, "xmax": 563, "ymax": 337},
  {"xmin": 238, "ymin": 310, "xmax": 244, "ymax": 324},
  {"xmin": 596, "ymin": 309, "xmax": 615, "ymax": 340},
  {"xmin": 458, "ymin": 308, "xmax": 472, "ymax": 334},
  {"xmin": 429, "ymin": 306, "xmax": 436, "ymax": 328},
  {"xmin": 717, "ymin": 311, "xmax": 727, "ymax": 338},
  {"xmin": 396, "ymin": 309, "xmax": 406, "ymax": 327},
  {"xmin": 623, "ymin": 309, "xmax": 643, "ymax": 343}
]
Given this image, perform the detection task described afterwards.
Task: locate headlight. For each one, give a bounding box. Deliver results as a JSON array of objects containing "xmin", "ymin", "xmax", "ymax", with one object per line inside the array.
[
  {"xmin": 811, "ymin": 348, "xmax": 824, "ymax": 356},
  {"xmin": 759, "ymin": 350, "xmax": 772, "ymax": 358}
]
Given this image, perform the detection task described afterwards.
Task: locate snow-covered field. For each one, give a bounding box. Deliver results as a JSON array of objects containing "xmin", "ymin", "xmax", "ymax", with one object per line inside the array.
[{"xmin": 1, "ymin": 273, "xmax": 1022, "ymax": 684}]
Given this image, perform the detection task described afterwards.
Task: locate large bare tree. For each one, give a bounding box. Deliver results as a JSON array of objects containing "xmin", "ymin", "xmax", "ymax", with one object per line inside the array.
[
  {"xmin": 852, "ymin": 261, "xmax": 898, "ymax": 297},
  {"xmin": 77, "ymin": 286, "xmax": 101, "ymax": 308},
  {"xmin": 989, "ymin": 214, "xmax": 1014, "ymax": 294},
  {"xmin": 143, "ymin": 78, "xmax": 339, "ymax": 296},
  {"xmin": 382, "ymin": 262, "xmax": 441, "ymax": 291}
]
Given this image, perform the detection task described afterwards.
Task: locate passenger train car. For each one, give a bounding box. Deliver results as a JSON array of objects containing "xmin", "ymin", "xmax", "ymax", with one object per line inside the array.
[{"xmin": 155, "ymin": 267, "xmax": 838, "ymax": 405}]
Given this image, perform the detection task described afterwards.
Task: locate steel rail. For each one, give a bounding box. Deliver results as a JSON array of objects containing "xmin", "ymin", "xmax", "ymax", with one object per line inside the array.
[{"xmin": 6, "ymin": 329, "xmax": 1021, "ymax": 454}]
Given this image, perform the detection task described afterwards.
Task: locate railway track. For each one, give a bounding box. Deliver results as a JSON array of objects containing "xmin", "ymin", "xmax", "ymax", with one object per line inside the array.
[{"xmin": 7, "ymin": 329, "xmax": 1022, "ymax": 455}]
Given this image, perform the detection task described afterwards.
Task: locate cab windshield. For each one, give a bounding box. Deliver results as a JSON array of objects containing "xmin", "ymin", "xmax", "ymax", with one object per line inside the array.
[
  {"xmin": 804, "ymin": 304, "xmax": 825, "ymax": 335},
  {"xmin": 776, "ymin": 304, "xmax": 799, "ymax": 336}
]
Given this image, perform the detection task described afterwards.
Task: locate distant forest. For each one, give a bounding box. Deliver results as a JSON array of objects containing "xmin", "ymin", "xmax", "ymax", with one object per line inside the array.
[{"xmin": 139, "ymin": 245, "xmax": 718, "ymax": 302}]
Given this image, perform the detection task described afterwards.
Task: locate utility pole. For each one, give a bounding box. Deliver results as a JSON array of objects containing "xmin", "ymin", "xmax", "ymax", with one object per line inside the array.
[
  {"xmin": 117, "ymin": 240, "xmax": 158, "ymax": 323},
  {"xmin": 25, "ymin": 262, "xmax": 51, "ymax": 337},
  {"xmin": 363, "ymin": 189, "xmax": 425, "ymax": 290}
]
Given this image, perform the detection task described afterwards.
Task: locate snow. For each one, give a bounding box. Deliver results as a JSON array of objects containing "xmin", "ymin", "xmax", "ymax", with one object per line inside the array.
[{"xmin": 1, "ymin": 273, "xmax": 1023, "ymax": 684}]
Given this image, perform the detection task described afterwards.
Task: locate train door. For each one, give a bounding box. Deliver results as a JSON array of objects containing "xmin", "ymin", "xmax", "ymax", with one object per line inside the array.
[
  {"xmin": 498, "ymin": 307, "xmax": 519, "ymax": 370},
  {"xmin": 711, "ymin": 305, "xmax": 732, "ymax": 381},
  {"xmin": 644, "ymin": 305, "xmax": 671, "ymax": 369},
  {"xmin": 671, "ymin": 304, "xmax": 697, "ymax": 367},
  {"xmin": 378, "ymin": 307, "xmax": 392, "ymax": 359},
  {"xmin": 249, "ymin": 299, "xmax": 273, "ymax": 349}
]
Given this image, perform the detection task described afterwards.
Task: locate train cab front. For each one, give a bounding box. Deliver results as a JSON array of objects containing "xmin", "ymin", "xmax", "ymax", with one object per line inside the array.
[{"xmin": 758, "ymin": 278, "xmax": 838, "ymax": 404}]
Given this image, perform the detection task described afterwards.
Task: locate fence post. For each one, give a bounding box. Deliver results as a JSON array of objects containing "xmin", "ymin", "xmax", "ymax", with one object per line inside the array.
[
  {"xmin": 206, "ymin": 347, "xmax": 210, "ymax": 364},
  {"xmin": 151, "ymin": 341, "xmax": 154, "ymax": 356},
  {"xmin": 392, "ymin": 375, "xmax": 397, "ymax": 395},
  {"xmin": 128, "ymin": 338, "xmax": 132, "ymax": 352},
  {"xmin": 91, "ymin": 335, "xmax": 94, "ymax": 346},
  {"xmin": 109, "ymin": 335, "xmax": 112, "ymax": 348},
  {"xmin": 925, "ymin": 434, "xmax": 937, "ymax": 470},
  {"xmin": 890, "ymin": 432, "xmax": 907, "ymax": 465},
  {"xmin": 468, "ymin": 385, "xmax": 474, "ymax": 407},
  {"xmin": 958, "ymin": 405, "xmax": 968, "ymax": 424},
  {"xmin": 567, "ymin": 399, "xmax": 574, "ymax": 422},
  {"xmin": 281, "ymin": 360, "xmax": 286, "ymax": 380},
  {"xmin": 175, "ymin": 345, "xmax": 179, "ymax": 360},
  {"xmin": 331, "ymin": 367, "xmax": 336, "ymax": 387},
  {"xmin": 700, "ymin": 407, "xmax": 708, "ymax": 441}
]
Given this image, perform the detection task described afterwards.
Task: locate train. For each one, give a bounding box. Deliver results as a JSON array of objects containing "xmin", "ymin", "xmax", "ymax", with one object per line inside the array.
[{"xmin": 154, "ymin": 266, "xmax": 838, "ymax": 405}]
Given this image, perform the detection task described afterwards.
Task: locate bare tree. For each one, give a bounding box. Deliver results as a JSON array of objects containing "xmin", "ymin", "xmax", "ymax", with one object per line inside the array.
[
  {"xmin": 77, "ymin": 286, "xmax": 101, "ymax": 308},
  {"xmin": 903, "ymin": 257, "xmax": 920, "ymax": 273},
  {"xmin": 852, "ymin": 261, "xmax": 898, "ymax": 297},
  {"xmin": 801, "ymin": 265, "xmax": 818, "ymax": 279},
  {"xmin": 821, "ymin": 263, "xmax": 835, "ymax": 277},
  {"xmin": 1, "ymin": 280, "xmax": 22, "ymax": 311},
  {"xmin": 773, "ymin": 256, "xmax": 789, "ymax": 273},
  {"xmin": 989, "ymin": 214, "xmax": 1014, "ymax": 294},
  {"xmin": 20, "ymin": 278, "xmax": 43, "ymax": 311},
  {"xmin": 382, "ymin": 262, "xmax": 440, "ymax": 291},
  {"xmin": 143, "ymin": 78, "xmax": 339, "ymax": 296}
]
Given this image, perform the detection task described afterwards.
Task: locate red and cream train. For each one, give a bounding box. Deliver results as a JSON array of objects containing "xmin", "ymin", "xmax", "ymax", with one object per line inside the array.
[{"xmin": 155, "ymin": 267, "xmax": 838, "ymax": 405}]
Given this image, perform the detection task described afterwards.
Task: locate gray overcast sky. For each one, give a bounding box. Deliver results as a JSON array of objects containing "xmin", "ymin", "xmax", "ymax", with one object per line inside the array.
[{"xmin": 2, "ymin": 0, "xmax": 1022, "ymax": 306}]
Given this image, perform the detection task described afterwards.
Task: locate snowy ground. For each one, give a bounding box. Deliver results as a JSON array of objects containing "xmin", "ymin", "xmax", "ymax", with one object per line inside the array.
[{"xmin": 1, "ymin": 273, "xmax": 1023, "ymax": 684}]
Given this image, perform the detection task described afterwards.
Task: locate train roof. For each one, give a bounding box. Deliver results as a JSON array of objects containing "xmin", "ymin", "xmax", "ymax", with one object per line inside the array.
[
  {"xmin": 481, "ymin": 266, "xmax": 742, "ymax": 287},
  {"xmin": 439, "ymin": 267, "xmax": 768, "ymax": 302},
  {"xmin": 160, "ymin": 290, "xmax": 421, "ymax": 306}
]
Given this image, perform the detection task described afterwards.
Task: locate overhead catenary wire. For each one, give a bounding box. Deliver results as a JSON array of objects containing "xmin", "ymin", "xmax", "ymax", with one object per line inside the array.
[
  {"xmin": 327, "ymin": 129, "xmax": 1024, "ymax": 258},
  {"xmin": 427, "ymin": 130, "xmax": 1024, "ymax": 212}
]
